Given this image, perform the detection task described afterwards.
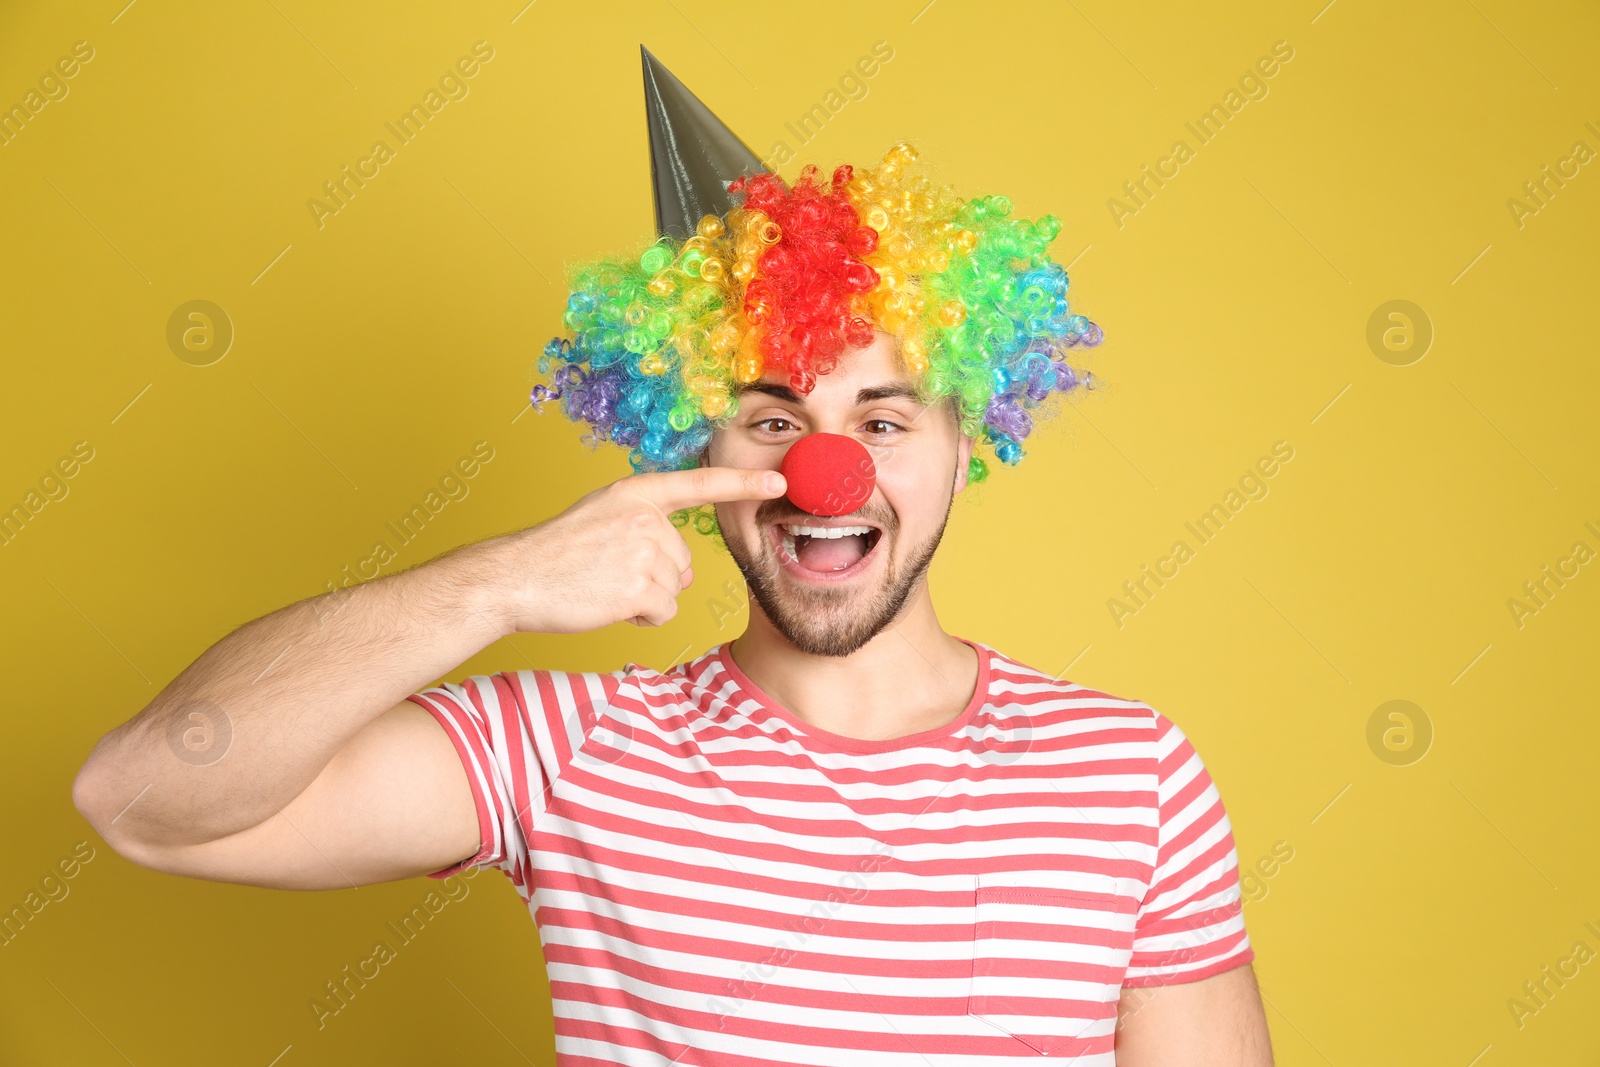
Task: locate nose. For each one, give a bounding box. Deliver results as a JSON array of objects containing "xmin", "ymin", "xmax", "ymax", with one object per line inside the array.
[{"xmin": 779, "ymin": 432, "xmax": 877, "ymax": 517}]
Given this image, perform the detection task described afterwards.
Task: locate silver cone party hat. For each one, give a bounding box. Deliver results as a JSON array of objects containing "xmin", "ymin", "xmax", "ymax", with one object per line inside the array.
[{"xmin": 641, "ymin": 44, "xmax": 770, "ymax": 240}]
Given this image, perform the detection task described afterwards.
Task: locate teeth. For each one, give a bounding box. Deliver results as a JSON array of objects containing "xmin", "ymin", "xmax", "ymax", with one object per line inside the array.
[{"xmin": 780, "ymin": 524, "xmax": 873, "ymax": 539}]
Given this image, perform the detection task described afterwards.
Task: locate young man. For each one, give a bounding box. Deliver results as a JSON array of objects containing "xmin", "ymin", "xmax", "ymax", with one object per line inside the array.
[{"xmin": 72, "ymin": 48, "xmax": 1272, "ymax": 1066}]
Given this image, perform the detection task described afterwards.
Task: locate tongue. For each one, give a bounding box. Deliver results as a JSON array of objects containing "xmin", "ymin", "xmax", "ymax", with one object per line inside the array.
[{"xmin": 796, "ymin": 533, "xmax": 867, "ymax": 572}]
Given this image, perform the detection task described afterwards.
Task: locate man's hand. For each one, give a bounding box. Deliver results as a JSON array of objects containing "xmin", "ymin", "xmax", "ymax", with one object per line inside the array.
[
  {"xmin": 1115, "ymin": 962, "xmax": 1274, "ymax": 1066},
  {"xmin": 503, "ymin": 465, "xmax": 786, "ymax": 633}
]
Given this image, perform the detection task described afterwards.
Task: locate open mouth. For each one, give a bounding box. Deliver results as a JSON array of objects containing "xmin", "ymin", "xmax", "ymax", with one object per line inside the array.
[{"xmin": 768, "ymin": 520, "xmax": 884, "ymax": 581}]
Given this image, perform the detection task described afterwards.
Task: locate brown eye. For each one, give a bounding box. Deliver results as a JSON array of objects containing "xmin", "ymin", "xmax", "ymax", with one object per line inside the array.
[{"xmin": 755, "ymin": 417, "xmax": 797, "ymax": 434}]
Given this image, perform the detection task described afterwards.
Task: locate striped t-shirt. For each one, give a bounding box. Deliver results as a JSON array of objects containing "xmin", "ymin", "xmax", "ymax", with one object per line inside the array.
[{"xmin": 407, "ymin": 636, "xmax": 1253, "ymax": 1065}]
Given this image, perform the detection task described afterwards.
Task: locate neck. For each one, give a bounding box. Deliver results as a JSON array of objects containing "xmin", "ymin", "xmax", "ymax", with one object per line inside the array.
[{"xmin": 727, "ymin": 585, "xmax": 980, "ymax": 742}]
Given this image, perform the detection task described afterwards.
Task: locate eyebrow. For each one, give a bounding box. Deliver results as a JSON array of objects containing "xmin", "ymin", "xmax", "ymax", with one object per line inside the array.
[{"xmin": 734, "ymin": 382, "xmax": 925, "ymax": 407}]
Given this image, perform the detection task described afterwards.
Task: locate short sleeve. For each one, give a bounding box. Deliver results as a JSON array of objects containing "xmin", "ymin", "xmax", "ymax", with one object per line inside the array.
[
  {"xmin": 406, "ymin": 668, "xmax": 625, "ymax": 885},
  {"xmin": 1122, "ymin": 710, "xmax": 1254, "ymax": 986}
]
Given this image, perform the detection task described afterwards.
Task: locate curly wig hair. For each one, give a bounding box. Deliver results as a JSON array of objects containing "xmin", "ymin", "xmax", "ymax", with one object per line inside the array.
[{"xmin": 532, "ymin": 141, "xmax": 1103, "ymax": 538}]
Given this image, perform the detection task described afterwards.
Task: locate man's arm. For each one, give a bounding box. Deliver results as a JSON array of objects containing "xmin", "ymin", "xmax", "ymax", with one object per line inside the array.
[
  {"xmin": 70, "ymin": 465, "xmax": 785, "ymax": 890},
  {"xmin": 70, "ymin": 535, "xmax": 516, "ymax": 889},
  {"xmin": 1115, "ymin": 962, "xmax": 1274, "ymax": 1066}
]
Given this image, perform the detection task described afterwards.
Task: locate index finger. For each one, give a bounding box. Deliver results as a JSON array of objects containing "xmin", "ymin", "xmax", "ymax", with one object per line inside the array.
[{"xmin": 628, "ymin": 466, "xmax": 787, "ymax": 513}]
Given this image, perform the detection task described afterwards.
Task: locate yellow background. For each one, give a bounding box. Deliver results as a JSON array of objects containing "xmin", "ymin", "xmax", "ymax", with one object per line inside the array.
[{"xmin": 3, "ymin": 0, "xmax": 1597, "ymax": 1063}]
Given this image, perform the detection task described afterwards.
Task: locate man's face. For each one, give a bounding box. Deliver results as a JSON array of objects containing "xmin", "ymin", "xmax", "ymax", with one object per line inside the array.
[{"xmin": 704, "ymin": 330, "xmax": 976, "ymax": 657}]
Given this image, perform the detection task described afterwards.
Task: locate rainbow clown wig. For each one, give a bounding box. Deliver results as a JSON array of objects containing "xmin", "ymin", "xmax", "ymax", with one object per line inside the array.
[{"xmin": 530, "ymin": 50, "xmax": 1103, "ymax": 542}]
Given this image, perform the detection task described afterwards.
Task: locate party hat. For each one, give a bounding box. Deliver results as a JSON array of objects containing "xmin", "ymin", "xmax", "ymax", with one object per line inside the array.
[{"xmin": 641, "ymin": 44, "xmax": 769, "ymax": 239}]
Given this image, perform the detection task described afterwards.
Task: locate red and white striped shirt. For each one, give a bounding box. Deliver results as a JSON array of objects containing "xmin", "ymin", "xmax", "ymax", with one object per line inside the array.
[{"xmin": 408, "ymin": 637, "xmax": 1253, "ymax": 1065}]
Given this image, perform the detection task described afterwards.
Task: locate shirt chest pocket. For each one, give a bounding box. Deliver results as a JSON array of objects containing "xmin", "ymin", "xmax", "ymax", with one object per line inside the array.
[{"xmin": 967, "ymin": 878, "xmax": 1139, "ymax": 1057}]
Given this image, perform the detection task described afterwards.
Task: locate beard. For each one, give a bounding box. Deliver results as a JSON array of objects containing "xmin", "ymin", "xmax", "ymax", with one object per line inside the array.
[{"xmin": 719, "ymin": 491, "xmax": 955, "ymax": 658}]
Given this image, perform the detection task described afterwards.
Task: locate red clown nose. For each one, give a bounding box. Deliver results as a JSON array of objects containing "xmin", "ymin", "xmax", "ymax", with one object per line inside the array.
[{"xmin": 779, "ymin": 433, "xmax": 877, "ymax": 517}]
